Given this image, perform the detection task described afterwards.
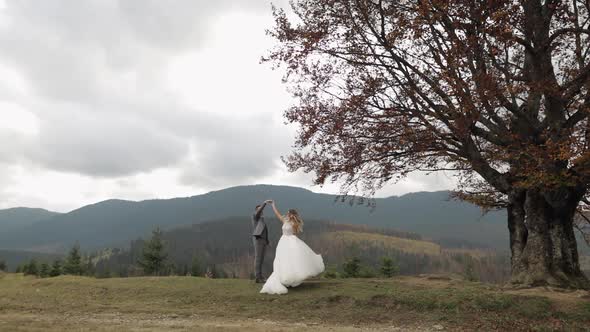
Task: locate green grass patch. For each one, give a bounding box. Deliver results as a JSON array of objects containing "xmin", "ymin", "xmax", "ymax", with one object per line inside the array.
[{"xmin": 0, "ymin": 274, "xmax": 588, "ymax": 331}]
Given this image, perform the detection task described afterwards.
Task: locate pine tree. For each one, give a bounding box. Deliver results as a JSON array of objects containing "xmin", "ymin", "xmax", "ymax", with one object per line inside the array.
[
  {"xmin": 380, "ymin": 257, "xmax": 399, "ymax": 278},
  {"xmin": 190, "ymin": 257, "xmax": 201, "ymax": 277},
  {"xmin": 49, "ymin": 260, "xmax": 62, "ymax": 277},
  {"xmin": 359, "ymin": 266, "xmax": 377, "ymax": 278},
  {"xmin": 15, "ymin": 265, "xmax": 22, "ymax": 273},
  {"xmin": 0, "ymin": 260, "xmax": 6, "ymax": 271},
  {"xmin": 138, "ymin": 227, "xmax": 167, "ymax": 276},
  {"xmin": 64, "ymin": 244, "xmax": 83, "ymax": 275},
  {"xmin": 342, "ymin": 257, "xmax": 361, "ymax": 278},
  {"xmin": 39, "ymin": 263, "xmax": 50, "ymax": 278},
  {"xmin": 25, "ymin": 259, "xmax": 38, "ymax": 276},
  {"xmin": 322, "ymin": 265, "xmax": 340, "ymax": 279}
]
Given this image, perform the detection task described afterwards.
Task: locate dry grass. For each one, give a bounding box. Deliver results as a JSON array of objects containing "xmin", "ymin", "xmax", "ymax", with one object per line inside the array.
[
  {"xmin": 0, "ymin": 273, "xmax": 588, "ymax": 331},
  {"xmin": 325, "ymin": 231, "xmax": 442, "ymax": 255}
]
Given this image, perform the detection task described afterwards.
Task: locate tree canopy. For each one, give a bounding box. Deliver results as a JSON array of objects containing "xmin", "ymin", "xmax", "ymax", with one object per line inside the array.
[
  {"xmin": 138, "ymin": 228, "xmax": 168, "ymax": 276},
  {"xmin": 266, "ymin": 0, "xmax": 590, "ymax": 288}
]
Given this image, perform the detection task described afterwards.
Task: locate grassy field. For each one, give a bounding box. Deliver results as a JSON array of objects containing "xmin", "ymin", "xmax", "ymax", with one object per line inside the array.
[
  {"xmin": 0, "ymin": 272, "xmax": 589, "ymax": 331},
  {"xmin": 325, "ymin": 231, "xmax": 442, "ymax": 255},
  {"xmin": 325, "ymin": 230, "xmax": 502, "ymax": 259}
]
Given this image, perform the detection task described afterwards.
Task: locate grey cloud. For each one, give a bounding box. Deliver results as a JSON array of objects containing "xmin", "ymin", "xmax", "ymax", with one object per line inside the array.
[
  {"xmin": 178, "ymin": 117, "xmax": 292, "ymax": 187},
  {"xmin": 118, "ymin": 0, "xmax": 213, "ymax": 51},
  {"xmin": 0, "ymin": 14, "xmax": 163, "ymax": 104},
  {"xmin": 0, "ymin": 0, "xmax": 284, "ymax": 103},
  {"xmin": 2, "ymin": 0, "xmax": 284, "ymax": 54},
  {"xmin": 0, "ymin": 131, "xmax": 28, "ymax": 164},
  {"xmin": 29, "ymin": 109, "xmax": 188, "ymax": 177},
  {"xmin": 0, "ymin": 0, "xmax": 292, "ymax": 181}
]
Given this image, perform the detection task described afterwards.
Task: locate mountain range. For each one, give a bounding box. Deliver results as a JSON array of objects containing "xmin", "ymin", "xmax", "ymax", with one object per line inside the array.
[
  {"xmin": 0, "ymin": 207, "xmax": 59, "ymax": 232},
  {"xmin": 0, "ymin": 185, "xmax": 510, "ymax": 253}
]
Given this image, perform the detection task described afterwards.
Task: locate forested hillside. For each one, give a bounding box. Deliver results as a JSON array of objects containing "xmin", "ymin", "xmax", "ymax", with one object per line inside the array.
[
  {"xmin": 0, "ymin": 250, "xmax": 60, "ymax": 271},
  {"xmin": 95, "ymin": 218, "xmax": 510, "ymax": 283}
]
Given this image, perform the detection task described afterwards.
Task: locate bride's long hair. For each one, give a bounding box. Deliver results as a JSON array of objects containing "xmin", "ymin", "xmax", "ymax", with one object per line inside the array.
[{"xmin": 286, "ymin": 209, "xmax": 303, "ymax": 234}]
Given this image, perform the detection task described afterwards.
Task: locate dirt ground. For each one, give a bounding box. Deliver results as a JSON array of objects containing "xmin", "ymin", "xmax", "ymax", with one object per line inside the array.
[{"xmin": 0, "ymin": 312, "xmax": 445, "ymax": 332}]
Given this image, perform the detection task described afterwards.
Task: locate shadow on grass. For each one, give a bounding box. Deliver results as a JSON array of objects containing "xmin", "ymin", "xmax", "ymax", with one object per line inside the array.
[{"xmin": 287, "ymin": 280, "xmax": 341, "ymax": 292}]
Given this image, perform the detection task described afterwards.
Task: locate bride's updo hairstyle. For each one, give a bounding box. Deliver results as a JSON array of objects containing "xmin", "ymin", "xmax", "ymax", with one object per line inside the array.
[{"xmin": 286, "ymin": 209, "xmax": 303, "ymax": 234}]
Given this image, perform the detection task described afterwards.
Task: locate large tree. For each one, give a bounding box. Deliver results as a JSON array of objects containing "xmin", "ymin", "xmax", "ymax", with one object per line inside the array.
[{"xmin": 265, "ymin": 0, "xmax": 590, "ymax": 288}]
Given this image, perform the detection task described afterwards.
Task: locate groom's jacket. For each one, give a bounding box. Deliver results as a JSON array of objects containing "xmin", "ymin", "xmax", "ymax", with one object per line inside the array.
[{"xmin": 252, "ymin": 208, "xmax": 269, "ymax": 245}]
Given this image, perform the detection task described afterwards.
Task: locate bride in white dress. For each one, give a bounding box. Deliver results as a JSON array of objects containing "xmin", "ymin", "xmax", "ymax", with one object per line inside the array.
[{"xmin": 260, "ymin": 201, "xmax": 325, "ymax": 295}]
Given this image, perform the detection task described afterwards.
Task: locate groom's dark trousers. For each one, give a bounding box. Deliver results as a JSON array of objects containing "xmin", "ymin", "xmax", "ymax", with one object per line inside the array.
[{"xmin": 252, "ymin": 207, "xmax": 269, "ymax": 281}]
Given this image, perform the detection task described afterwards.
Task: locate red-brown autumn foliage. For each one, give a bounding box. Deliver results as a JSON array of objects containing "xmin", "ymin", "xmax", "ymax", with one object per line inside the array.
[{"xmin": 264, "ymin": 0, "xmax": 590, "ymax": 288}]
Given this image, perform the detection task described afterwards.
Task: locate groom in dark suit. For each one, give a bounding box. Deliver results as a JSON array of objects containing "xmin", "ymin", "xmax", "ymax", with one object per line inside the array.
[{"xmin": 252, "ymin": 200, "xmax": 271, "ymax": 283}]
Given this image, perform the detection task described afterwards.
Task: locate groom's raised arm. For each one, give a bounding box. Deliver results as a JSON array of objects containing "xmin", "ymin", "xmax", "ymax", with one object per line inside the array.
[{"xmin": 253, "ymin": 202, "xmax": 266, "ymax": 220}]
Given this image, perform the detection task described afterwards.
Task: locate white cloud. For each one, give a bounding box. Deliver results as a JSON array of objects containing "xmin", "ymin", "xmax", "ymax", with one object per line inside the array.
[
  {"xmin": 166, "ymin": 11, "xmax": 290, "ymax": 118},
  {"xmin": 0, "ymin": 0, "xmax": 454, "ymax": 212},
  {"xmin": 0, "ymin": 102, "xmax": 39, "ymax": 135}
]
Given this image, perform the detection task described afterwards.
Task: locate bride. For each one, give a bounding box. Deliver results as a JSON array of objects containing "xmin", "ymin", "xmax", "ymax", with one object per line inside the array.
[{"xmin": 260, "ymin": 200, "xmax": 325, "ymax": 295}]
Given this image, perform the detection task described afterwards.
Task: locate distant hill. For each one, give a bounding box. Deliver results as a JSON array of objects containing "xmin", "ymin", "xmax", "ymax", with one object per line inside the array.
[
  {"xmin": 0, "ymin": 185, "xmax": 509, "ymax": 253},
  {"xmin": 0, "ymin": 207, "xmax": 60, "ymax": 232}
]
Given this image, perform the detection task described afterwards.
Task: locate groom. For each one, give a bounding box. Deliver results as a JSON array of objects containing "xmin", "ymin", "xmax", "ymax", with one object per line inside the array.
[{"xmin": 251, "ymin": 200, "xmax": 271, "ymax": 283}]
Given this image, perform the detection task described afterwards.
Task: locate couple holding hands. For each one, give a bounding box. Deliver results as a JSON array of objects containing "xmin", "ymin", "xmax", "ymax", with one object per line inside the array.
[{"xmin": 251, "ymin": 200, "xmax": 325, "ymax": 295}]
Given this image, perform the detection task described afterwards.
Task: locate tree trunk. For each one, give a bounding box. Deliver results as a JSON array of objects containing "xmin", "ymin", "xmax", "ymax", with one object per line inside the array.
[
  {"xmin": 508, "ymin": 189, "xmax": 589, "ymax": 289},
  {"xmin": 507, "ymin": 190, "xmax": 527, "ymax": 276}
]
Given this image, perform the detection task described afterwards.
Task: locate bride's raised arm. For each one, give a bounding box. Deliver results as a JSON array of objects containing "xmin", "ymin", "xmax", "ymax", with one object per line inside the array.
[{"xmin": 270, "ymin": 201, "xmax": 284, "ymax": 223}]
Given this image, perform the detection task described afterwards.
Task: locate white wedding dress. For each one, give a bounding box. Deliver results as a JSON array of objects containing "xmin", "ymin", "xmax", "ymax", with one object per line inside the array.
[{"xmin": 260, "ymin": 220, "xmax": 325, "ymax": 295}]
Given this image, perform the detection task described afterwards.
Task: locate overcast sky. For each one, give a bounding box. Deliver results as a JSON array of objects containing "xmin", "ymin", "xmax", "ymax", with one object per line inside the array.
[{"xmin": 0, "ymin": 0, "xmax": 454, "ymax": 212}]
